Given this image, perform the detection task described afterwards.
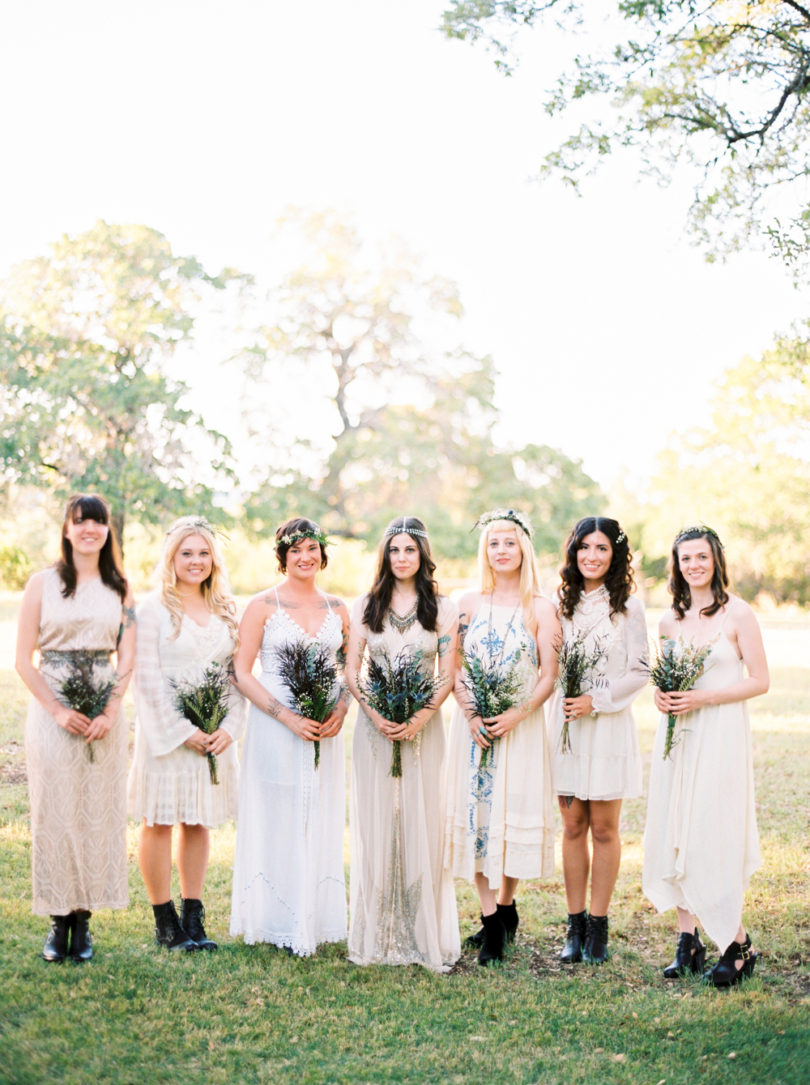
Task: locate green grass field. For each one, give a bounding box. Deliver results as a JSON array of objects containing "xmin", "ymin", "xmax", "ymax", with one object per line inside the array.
[{"xmin": 0, "ymin": 604, "xmax": 808, "ymax": 1084}]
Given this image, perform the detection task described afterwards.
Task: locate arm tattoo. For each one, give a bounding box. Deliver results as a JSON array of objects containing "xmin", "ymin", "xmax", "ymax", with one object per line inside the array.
[
  {"xmin": 117, "ymin": 604, "xmax": 136, "ymax": 645},
  {"xmin": 437, "ymin": 633, "xmax": 451, "ymax": 658},
  {"xmin": 266, "ymin": 695, "xmax": 288, "ymax": 719},
  {"xmin": 340, "ymin": 684, "xmax": 352, "ymax": 706}
]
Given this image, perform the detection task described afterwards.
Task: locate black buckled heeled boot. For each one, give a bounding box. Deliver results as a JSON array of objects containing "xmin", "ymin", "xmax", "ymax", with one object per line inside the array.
[
  {"xmin": 663, "ymin": 928, "xmax": 706, "ymax": 978},
  {"xmin": 477, "ymin": 910, "xmax": 507, "ymax": 967},
  {"xmin": 152, "ymin": 900, "xmax": 198, "ymax": 952},
  {"xmin": 41, "ymin": 915, "xmax": 71, "ymax": 962},
  {"xmin": 181, "ymin": 897, "xmax": 218, "ymax": 951},
  {"xmin": 704, "ymin": 933, "xmax": 757, "ymax": 987},
  {"xmin": 465, "ymin": 900, "xmax": 519, "ymax": 949},
  {"xmin": 582, "ymin": 913, "xmax": 609, "ymax": 964},
  {"xmin": 70, "ymin": 910, "xmax": 93, "ymax": 961},
  {"xmin": 560, "ymin": 910, "xmax": 588, "ymax": 963}
]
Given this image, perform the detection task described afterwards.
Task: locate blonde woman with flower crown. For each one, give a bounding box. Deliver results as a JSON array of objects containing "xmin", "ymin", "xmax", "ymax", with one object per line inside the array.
[
  {"xmin": 129, "ymin": 517, "xmax": 244, "ymax": 952},
  {"xmin": 445, "ymin": 509, "xmax": 559, "ymax": 966}
]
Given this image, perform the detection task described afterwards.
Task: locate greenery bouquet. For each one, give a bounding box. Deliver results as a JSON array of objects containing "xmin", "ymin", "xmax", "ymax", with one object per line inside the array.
[
  {"xmin": 55, "ymin": 651, "xmax": 121, "ymax": 763},
  {"xmin": 460, "ymin": 649, "xmax": 524, "ymax": 770},
  {"xmin": 358, "ymin": 648, "xmax": 444, "ymax": 778},
  {"xmin": 555, "ymin": 632, "xmax": 606, "ymax": 753},
  {"xmin": 648, "ymin": 637, "xmax": 712, "ymax": 759},
  {"xmin": 273, "ymin": 641, "xmax": 339, "ymax": 769},
  {"xmin": 171, "ymin": 662, "xmax": 232, "ymax": 784}
]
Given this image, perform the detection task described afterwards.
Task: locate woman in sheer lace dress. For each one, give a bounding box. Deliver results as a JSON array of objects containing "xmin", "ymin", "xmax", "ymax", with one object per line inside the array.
[
  {"xmin": 445, "ymin": 509, "xmax": 559, "ymax": 966},
  {"xmin": 230, "ymin": 518, "xmax": 350, "ymax": 955},
  {"xmin": 548, "ymin": 516, "xmax": 647, "ymax": 965},
  {"xmin": 345, "ymin": 516, "xmax": 460, "ymax": 971},
  {"xmin": 130, "ymin": 517, "xmax": 244, "ymax": 952},
  {"xmin": 16, "ymin": 494, "xmax": 135, "ymax": 962}
]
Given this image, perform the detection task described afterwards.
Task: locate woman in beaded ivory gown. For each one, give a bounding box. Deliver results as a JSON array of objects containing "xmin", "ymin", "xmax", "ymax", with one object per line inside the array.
[
  {"xmin": 15, "ymin": 495, "xmax": 135, "ymax": 962},
  {"xmin": 445, "ymin": 510, "xmax": 559, "ymax": 966},
  {"xmin": 129, "ymin": 517, "xmax": 245, "ymax": 952},
  {"xmin": 230, "ymin": 518, "xmax": 350, "ymax": 954},
  {"xmin": 643, "ymin": 526, "xmax": 768, "ymax": 987},
  {"xmin": 345, "ymin": 517, "xmax": 460, "ymax": 971},
  {"xmin": 548, "ymin": 517, "xmax": 647, "ymax": 965}
]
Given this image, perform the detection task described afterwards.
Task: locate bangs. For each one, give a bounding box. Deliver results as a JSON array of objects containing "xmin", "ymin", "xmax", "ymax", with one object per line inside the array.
[{"xmin": 70, "ymin": 495, "xmax": 109, "ymax": 524}]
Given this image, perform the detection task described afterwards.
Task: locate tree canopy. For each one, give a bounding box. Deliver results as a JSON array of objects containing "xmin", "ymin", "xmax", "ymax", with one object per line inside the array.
[
  {"xmin": 0, "ymin": 221, "xmax": 241, "ymax": 542},
  {"xmin": 441, "ymin": 1, "xmax": 810, "ymax": 263},
  {"xmin": 242, "ymin": 210, "xmax": 603, "ymax": 556}
]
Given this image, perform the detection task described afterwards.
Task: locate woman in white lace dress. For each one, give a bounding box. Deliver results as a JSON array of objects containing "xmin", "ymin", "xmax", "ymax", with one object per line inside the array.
[
  {"xmin": 445, "ymin": 509, "xmax": 559, "ymax": 966},
  {"xmin": 16, "ymin": 494, "xmax": 135, "ymax": 962},
  {"xmin": 345, "ymin": 516, "xmax": 460, "ymax": 971},
  {"xmin": 230, "ymin": 518, "xmax": 350, "ymax": 955},
  {"xmin": 548, "ymin": 516, "xmax": 647, "ymax": 965},
  {"xmin": 130, "ymin": 517, "xmax": 244, "ymax": 952}
]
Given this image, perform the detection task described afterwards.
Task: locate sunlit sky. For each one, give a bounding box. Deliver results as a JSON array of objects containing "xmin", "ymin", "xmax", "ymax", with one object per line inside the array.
[{"xmin": 1, "ymin": 0, "xmax": 804, "ymax": 491}]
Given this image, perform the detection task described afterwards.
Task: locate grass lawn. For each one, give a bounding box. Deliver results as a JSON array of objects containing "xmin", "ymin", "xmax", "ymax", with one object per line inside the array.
[{"xmin": 0, "ymin": 605, "xmax": 808, "ymax": 1084}]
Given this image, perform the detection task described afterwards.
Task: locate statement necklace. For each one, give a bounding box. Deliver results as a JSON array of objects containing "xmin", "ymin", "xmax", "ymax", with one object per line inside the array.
[
  {"xmin": 487, "ymin": 593, "xmax": 521, "ymax": 662},
  {"xmin": 389, "ymin": 601, "xmax": 418, "ymax": 634}
]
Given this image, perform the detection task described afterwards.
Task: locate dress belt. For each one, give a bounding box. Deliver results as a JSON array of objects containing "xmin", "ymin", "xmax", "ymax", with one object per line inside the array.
[{"xmin": 40, "ymin": 649, "xmax": 113, "ymax": 664}]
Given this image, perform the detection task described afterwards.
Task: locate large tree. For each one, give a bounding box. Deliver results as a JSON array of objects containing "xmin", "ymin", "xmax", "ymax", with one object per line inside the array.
[
  {"xmin": 441, "ymin": 1, "xmax": 810, "ymax": 263},
  {"xmin": 0, "ymin": 221, "xmax": 241, "ymax": 542},
  {"xmin": 643, "ymin": 339, "xmax": 810, "ymax": 601},
  {"xmin": 243, "ymin": 210, "xmax": 602, "ymax": 555}
]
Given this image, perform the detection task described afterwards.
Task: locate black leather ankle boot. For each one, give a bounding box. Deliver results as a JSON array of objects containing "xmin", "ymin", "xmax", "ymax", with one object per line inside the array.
[
  {"xmin": 181, "ymin": 898, "xmax": 218, "ymax": 951},
  {"xmin": 42, "ymin": 915, "xmax": 71, "ymax": 962},
  {"xmin": 560, "ymin": 911, "xmax": 588, "ymax": 963},
  {"xmin": 477, "ymin": 910, "xmax": 507, "ymax": 967},
  {"xmin": 153, "ymin": 900, "xmax": 198, "ymax": 952},
  {"xmin": 70, "ymin": 910, "xmax": 93, "ymax": 961},
  {"xmin": 663, "ymin": 928, "xmax": 706, "ymax": 978},
  {"xmin": 582, "ymin": 913, "xmax": 609, "ymax": 964}
]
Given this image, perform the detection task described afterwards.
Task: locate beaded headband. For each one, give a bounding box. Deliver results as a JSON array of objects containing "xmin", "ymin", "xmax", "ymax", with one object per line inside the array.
[
  {"xmin": 474, "ymin": 508, "xmax": 534, "ymax": 540},
  {"xmin": 385, "ymin": 517, "xmax": 429, "ymax": 539}
]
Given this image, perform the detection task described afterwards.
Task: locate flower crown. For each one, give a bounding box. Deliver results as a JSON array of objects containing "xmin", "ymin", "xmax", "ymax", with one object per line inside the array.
[
  {"xmin": 167, "ymin": 515, "xmax": 223, "ymax": 538},
  {"xmin": 277, "ymin": 528, "xmax": 330, "ymax": 548},
  {"xmin": 385, "ymin": 517, "xmax": 428, "ymax": 539},
  {"xmin": 675, "ymin": 524, "xmax": 723, "ymax": 549},
  {"xmin": 474, "ymin": 508, "xmax": 534, "ymax": 539}
]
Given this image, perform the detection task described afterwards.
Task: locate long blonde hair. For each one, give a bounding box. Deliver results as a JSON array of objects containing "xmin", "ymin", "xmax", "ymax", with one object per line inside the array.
[
  {"xmin": 159, "ymin": 517, "xmax": 238, "ymax": 640},
  {"xmin": 477, "ymin": 518, "xmax": 541, "ymax": 637}
]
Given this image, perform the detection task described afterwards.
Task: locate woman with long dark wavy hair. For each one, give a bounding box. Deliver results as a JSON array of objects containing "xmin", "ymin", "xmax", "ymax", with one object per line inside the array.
[
  {"xmin": 15, "ymin": 494, "xmax": 135, "ymax": 962},
  {"xmin": 548, "ymin": 516, "xmax": 647, "ymax": 965},
  {"xmin": 344, "ymin": 516, "xmax": 460, "ymax": 971},
  {"xmin": 643, "ymin": 526, "xmax": 768, "ymax": 986}
]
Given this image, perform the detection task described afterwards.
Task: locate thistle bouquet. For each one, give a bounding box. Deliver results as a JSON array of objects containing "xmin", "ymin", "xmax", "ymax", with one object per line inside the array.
[
  {"xmin": 171, "ymin": 662, "xmax": 232, "ymax": 784},
  {"xmin": 56, "ymin": 653, "xmax": 120, "ymax": 762},
  {"xmin": 273, "ymin": 641, "xmax": 339, "ymax": 769},
  {"xmin": 460, "ymin": 649, "xmax": 524, "ymax": 770},
  {"xmin": 648, "ymin": 637, "xmax": 712, "ymax": 759},
  {"xmin": 555, "ymin": 633, "xmax": 606, "ymax": 754},
  {"xmin": 358, "ymin": 648, "xmax": 444, "ymax": 777}
]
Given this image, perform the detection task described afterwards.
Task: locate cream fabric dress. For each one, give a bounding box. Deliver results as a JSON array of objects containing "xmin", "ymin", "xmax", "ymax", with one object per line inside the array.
[
  {"xmin": 24, "ymin": 568, "xmax": 129, "ymax": 916},
  {"xmin": 349, "ymin": 595, "xmax": 460, "ymax": 972},
  {"xmin": 230, "ymin": 599, "xmax": 347, "ymax": 954},
  {"xmin": 445, "ymin": 600, "xmax": 555, "ymax": 887},
  {"xmin": 128, "ymin": 591, "xmax": 244, "ymax": 827},
  {"xmin": 547, "ymin": 589, "xmax": 647, "ymax": 800},
  {"xmin": 642, "ymin": 627, "xmax": 761, "ymax": 950}
]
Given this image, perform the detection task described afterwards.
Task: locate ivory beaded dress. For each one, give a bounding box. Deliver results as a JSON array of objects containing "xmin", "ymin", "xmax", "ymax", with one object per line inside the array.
[
  {"xmin": 547, "ymin": 589, "xmax": 647, "ymax": 801},
  {"xmin": 445, "ymin": 600, "xmax": 555, "ymax": 887},
  {"xmin": 128, "ymin": 591, "xmax": 244, "ymax": 827},
  {"xmin": 230, "ymin": 597, "xmax": 347, "ymax": 954},
  {"xmin": 642, "ymin": 625, "xmax": 761, "ymax": 951},
  {"xmin": 24, "ymin": 569, "xmax": 129, "ymax": 916},
  {"xmin": 348, "ymin": 595, "xmax": 460, "ymax": 972}
]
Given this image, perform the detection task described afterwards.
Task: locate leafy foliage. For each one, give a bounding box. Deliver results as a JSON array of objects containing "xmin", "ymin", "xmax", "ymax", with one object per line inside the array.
[
  {"xmin": 460, "ymin": 647, "xmax": 525, "ymax": 767},
  {"xmin": 0, "ymin": 221, "xmax": 242, "ymax": 540},
  {"xmin": 273, "ymin": 639, "xmax": 339, "ymax": 769},
  {"xmin": 555, "ymin": 632, "xmax": 606, "ymax": 751},
  {"xmin": 441, "ymin": 1, "xmax": 810, "ymax": 262},
  {"xmin": 53, "ymin": 652, "xmax": 120, "ymax": 763},
  {"xmin": 170, "ymin": 663, "xmax": 232, "ymax": 784},
  {"xmin": 647, "ymin": 635, "xmax": 711, "ymax": 757}
]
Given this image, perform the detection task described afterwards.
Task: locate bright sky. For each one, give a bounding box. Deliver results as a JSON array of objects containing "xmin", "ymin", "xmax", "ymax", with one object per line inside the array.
[{"xmin": 0, "ymin": 0, "xmax": 804, "ymax": 490}]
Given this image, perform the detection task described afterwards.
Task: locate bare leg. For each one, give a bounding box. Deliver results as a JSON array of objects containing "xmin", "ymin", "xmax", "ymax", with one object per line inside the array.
[
  {"xmin": 177, "ymin": 823, "xmax": 210, "ymax": 900},
  {"xmin": 676, "ymin": 906, "xmax": 699, "ymax": 935},
  {"xmin": 588, "ymin": 799, "xmax": 622, "ymax": 916},
  {"xmin": 498, "ymin": 876, "xmax": 519, "ymax": 907},
  {"xmin": 138, "ymin": 823, "xmax": 174, "ymax": 905},
  {"xmin": 474, "ymin": 872, "xmax": 498, "ymax": 917},
  {"xmin": 558, "ymin": 796, "xmax": 590, "ymax": 914}
]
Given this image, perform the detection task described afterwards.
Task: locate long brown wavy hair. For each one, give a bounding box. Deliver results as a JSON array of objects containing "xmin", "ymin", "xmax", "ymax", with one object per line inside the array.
[
  {"xmin": 669, "ymin": 526, "xmax": 729, "ymax": 619},
  {"xmin": 558, "ymin": 516, "xmax": 634, "ymax": 620},
  {"xmin": 362, "ymin": 516, "xmax": 439, "ymax": 634}
]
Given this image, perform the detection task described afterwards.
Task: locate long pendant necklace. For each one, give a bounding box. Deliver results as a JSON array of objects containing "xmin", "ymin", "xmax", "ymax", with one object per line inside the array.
[{"xmin": 486, "ymin": 593, "xmax": 521, "ymax": 662}]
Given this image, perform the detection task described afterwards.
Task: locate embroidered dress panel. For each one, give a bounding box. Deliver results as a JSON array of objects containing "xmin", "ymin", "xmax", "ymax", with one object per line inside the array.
[
  {"xmin": 444, "ymin": 601, "xmax": 555, "ymax": 888},
  {"xmin": 349, "ymin": 595, "xmax": 460, "ymax": 971}
]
